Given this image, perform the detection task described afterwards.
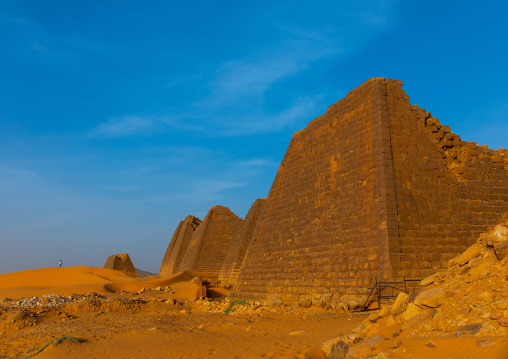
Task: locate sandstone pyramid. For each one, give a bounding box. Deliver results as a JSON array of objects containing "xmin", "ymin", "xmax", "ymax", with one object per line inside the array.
[
  {"xmin": 103, "ymin": 253, "xmax": 138, "ymax": 277},
  {"xmin": 229, "ymin": 78, "xmax": 508, "ymax": 303},
  {"xmin": 178, "ymin": 205, "xmax": 243, "ymax": 275},
  {"xmin": 159, "ymin": 215, "xmax": 202, "ymax": 277},
  {"xmin": 218, "ymin": 198, "xmax": 267, "ymax": 286}
]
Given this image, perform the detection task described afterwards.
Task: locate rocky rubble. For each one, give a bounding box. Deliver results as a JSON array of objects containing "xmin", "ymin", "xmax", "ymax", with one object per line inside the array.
[
  {"xmin": 298, "ymin": 293, "xmax": 370, "ymax": 312},
  {"xmin": 3, "ymin": 293, "xmax": 107, "ymax": 309},
  {"xmin": 307, "ymin": 219, "xmax": 508, "ymax": 358}
]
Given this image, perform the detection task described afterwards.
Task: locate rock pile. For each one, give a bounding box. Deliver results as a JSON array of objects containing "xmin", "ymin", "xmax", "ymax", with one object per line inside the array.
[
  {"xmin": 298, "ymin": 294, "xmax": 371, "ymax": 312},
  {"xmin": 4, "ymin": 293, "xmax": 107, "ymax": 309},
  {"xmin": 308, "ymin": 219, "xmax": 508, "ymax": 358}
]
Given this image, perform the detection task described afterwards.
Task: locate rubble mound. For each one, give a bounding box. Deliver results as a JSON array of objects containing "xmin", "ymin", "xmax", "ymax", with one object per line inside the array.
[{"xmin": 309, "ymin": 218, "xmax": 508, "ymax": 358}]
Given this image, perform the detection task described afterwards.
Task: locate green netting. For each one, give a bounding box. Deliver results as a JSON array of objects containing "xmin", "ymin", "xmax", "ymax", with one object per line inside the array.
[
  {"xmin": 224, "ymin": 300, "xmax": 250, "ymax": 314},
  {"xmin": 23, "ymin": 335, "xmax": 81, "ymax": 359}
]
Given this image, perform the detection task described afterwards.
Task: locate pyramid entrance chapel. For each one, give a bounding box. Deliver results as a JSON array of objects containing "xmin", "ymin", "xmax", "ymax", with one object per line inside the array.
[{"xmin": 161, "ymin": 78, "xmax": 508, "ymax": 304}]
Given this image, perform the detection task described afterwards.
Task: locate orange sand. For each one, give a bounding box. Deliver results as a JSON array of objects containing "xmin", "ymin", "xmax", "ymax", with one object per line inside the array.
[
  {"xmin": 0, "ymin": 267, "xmax": 210, "ymax": 300},
  {"xmin": 1, "ymin": 267, "xmax": 507, "ymax": 358}
]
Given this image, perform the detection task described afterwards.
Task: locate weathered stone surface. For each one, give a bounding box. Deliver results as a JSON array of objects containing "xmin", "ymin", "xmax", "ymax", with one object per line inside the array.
[
  {"xmin": 414, "ymin": 287, "xmax": 446, "ymax": 308},
  {"xmin": 491, "ymin": 240, "xmax": 508, "ymax": 260},
  {"xmin": 490, "ymin": 224, "xmax": 508, "ymax": 241},
  {"xmin": 346, "ymin": 335, "xmax": 384, "ymax": 358},
  {"xmin": 401, "ymin": 303, "xmax": 422, "ymax": 322},
  {"xmin": 179, "ymin": 206, "xmax": 243, "ymax": 275},
  {"xmin": 390, "ymin": 292, "xmax": 408, "ymax": 314},
  {"xmin": 454, "ymin": 322, "xmax": 484, "ymax": 335},
  {"xmin": 448, "ymin": 243, "xmax": 482, "ymax": 267},
  {"xmin": 425, "ymin": 340, "xmax": 436, "ymax": 348},
  {"xmin": 299, "ymin": 295, "xmax": 312, "ymax": 308},
  {"xmin": 321, "ymin": 336, "xmax": 352, "ymax": 359},
  {"xmin": 227, "ymin": 78, "xmax": 508, "ymax": 302},
  {"xmin": 103, "ymin": 253, "xmax": 138, "ymax": 277},
  {"xmin": 218, "ymin": 198, "xmax": 266, "ymax": 285},
  {"xmin": 420, "ymin": 272, "xmax": 443, "ymax": 287},
  {"xmin": 159, "ymin": 215, "xmax": 201, "ymax": 277}
]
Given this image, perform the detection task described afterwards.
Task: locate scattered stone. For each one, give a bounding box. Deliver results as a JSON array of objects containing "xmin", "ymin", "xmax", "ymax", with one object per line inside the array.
[
  {"xmin": 414, "ymin": 287, "xmax": 446, "ymax": 308},
  {"xmin": 476, "ymin": 339, "xmax": 495, "ymax": 348},
  {"xmin": 448, "ymin": 244, "xmax": 482, "ymax": 267},
  {"xmin": 299, "ymin": 295, "xmax": 312, "ymax": 308},
  {"xmin": 368, "ymin": 312, "xmax": 380, "ymax": 323},
  {"xmin": 320, "ymin": 336, "xmax": 352, "ymax": 359},
  {"xmin": 454, "ymin": 331, "xmax": 463, "ymax": 337},
  {"xmin": 481, "ymin": 312, "xmax": 491, "ymax": 319},
  {"xmin": 391, "ymin": 339, "xmax": 402, "ymax": 348},
  {"xmin": 454, "ymin": 322, "xmax": 484, "ymax": 335},
  {"xmin": 289, "ymin": 331, "xmax": 307, "ymax": 336},
  {"xmin": 401, "ymin": 303, "xmax": 422, "ymax": 322},
  {"xmin": 392, "ymin": 329, "xmax": 402, "ymax": 338},
  {"xmin": 346, "ymin": 335, "xmax": 384, "ymax": 358},
  {"xmin": 498, "ymin": 317, "xmax": 508, "ymax": 327},
  {"xmin": 425, "ymin": 340, "xmax": 436, "ymax": 348},
  {"xmin": 420, "ymin": 272, "xmax": 442, "ymax": 287},
  {"xmin": 390, "ymin": 293, "xmax": 408, "ymax": 314}
]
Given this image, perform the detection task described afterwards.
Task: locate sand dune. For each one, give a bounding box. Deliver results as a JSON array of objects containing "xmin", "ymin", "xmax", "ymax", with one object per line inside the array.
[{"xmin": 0, "ymin": 267, "xmax": 211, "ymax": 300}]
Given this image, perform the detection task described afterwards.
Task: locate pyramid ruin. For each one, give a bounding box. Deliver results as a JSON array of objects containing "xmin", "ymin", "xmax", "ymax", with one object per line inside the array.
[
  {"xmin": 218, "ymin": 198, "xmax": 267, "ymax": 286},
  {"xmin": 159, "ymin": 215, "xmax": 202, "ymax": 277},
  {"xmin": 103, "ymin": 253, "xmax": 138, "ymax": 277},
  {"xmin": 227, "ymin": 78, "xmax": 508, "ymax": 303},
  {"xmin": 161, "ymin": 205, "xmax": 244, "ymax": 276}
]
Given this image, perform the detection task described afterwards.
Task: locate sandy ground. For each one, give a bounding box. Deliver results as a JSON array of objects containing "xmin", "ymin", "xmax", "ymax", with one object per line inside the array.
[{"xmin": 0, "ymin": 267, "xmax": 507, "ymax": 359}]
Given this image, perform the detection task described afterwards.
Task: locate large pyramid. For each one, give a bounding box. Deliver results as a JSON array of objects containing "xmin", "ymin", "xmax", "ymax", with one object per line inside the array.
[
  {"xmin": 159, "ymin": 215, "xmax": 202, "ymax": 277},
  {"xmin": 218, "ymin": 198, "xmax": 266, "ymax": 285},
  {"xmin": 178, "ymin": 205, "xmax": 243, "ymax": 275},
  {"xmin": 229, "ymin": 78, "xmax": 508, "ymax": 303}
]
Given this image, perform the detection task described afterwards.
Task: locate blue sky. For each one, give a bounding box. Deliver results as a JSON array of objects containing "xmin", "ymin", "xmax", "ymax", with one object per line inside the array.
[{"xmin": 0, "ymin": 1, "xmax": 507, "ymax": 274}]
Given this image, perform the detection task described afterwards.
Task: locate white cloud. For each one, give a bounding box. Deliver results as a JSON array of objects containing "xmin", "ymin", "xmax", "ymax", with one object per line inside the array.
[{"xmin": 91, "ymin": 116, "xmax": 158, "ymax": 137}]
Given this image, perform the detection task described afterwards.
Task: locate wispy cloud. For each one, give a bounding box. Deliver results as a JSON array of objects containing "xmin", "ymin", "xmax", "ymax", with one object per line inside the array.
[{"xmin": 91, "ymin": 116, "xmax": 157, "ymax": 137}]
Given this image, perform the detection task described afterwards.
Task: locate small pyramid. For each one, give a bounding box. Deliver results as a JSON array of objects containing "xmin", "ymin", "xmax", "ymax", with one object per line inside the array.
[{"xmin": 103, "ymin": 253, "xmax": 138, "ymax": 277}]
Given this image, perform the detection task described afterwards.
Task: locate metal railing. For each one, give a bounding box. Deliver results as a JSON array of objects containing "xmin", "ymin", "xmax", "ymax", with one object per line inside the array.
[{"xmin": 361, "ymin": 277, "xmax": 421, "ymax": 311}]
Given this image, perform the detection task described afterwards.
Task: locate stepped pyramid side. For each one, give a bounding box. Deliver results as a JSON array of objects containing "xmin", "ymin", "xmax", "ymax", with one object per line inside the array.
[
  {"xmin": 159, "ymin": 215, "xmax": 202, "ymax": 277},
  {"xmin": 179, "ymin": 205, "xmax": 243, "ymax": 275},
  {"xmin": 384, "ymin": 79, "xmax": 508, "ymax": 282},
  {"xmin": 230, "ymin": 78, "xmax": 508, "ymax": 303},
  {"xmin": 230, "ymin": 78, "xmax": 389, "ymax": 302},
  {"xmin": 103, "ymin": 253, "xmax": 138, "ymax": 277},
  {"xmin": 218, "ymin": 198, "xmax": 267, "ymax": 285}
]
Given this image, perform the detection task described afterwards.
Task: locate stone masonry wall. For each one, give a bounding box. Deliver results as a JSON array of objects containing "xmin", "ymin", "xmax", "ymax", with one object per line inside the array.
[
  {"xmin": 231, "ymin": 77, "xmax": 508, "ymax": 303},
  {"xmin": 230, "ymin": 79, "xmax": 390, "ymax": 303},
  {"xmin": 159, "ymin": 215, "xmax": 202, "ymax": 277},
  {"xmin": 218, "ymin": 198, "xmax": 267, "ymax": 285},
  {"xmin": 384, "ymin": 79, "xmax": 508, "ymax": 282},
  {"xmin": 179, "ymin": 206, "xmax": 243, "ymax": 275}
]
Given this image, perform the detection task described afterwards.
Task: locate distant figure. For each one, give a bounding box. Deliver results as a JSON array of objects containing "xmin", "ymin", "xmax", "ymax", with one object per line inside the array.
[{"xmin": 59, "ymin": 259, "xmax": 62, "ymax": 268}]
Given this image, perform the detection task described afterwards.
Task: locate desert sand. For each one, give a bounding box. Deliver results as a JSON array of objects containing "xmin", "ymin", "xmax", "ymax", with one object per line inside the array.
[{"xmin": 1, "ymin": 251, "xmax": 508, "ymax": 359}]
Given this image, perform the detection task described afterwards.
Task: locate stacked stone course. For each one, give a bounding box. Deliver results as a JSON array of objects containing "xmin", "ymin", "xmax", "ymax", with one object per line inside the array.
[
  {"xmin": 218, "ymin": 198, "xmax": 267, "ymax": 285},
  {"xmin": 159, "ymin": 215, "xmax": 201, "ymax": 277},
  {"xmin": 228, "ymin": 78, "xmax": 508, "ymax": 303},
  {"xmin": 179, "ymin": 205, "xmax": 243, "ymax": 275}
]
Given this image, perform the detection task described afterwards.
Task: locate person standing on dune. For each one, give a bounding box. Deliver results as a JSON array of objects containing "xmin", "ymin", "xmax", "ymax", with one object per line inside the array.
[{"xmin": 59, "ymin": 259, "xmax": 62, "ymax": 267}]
